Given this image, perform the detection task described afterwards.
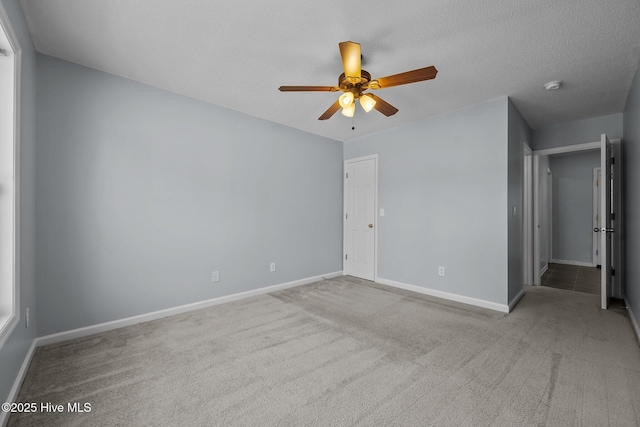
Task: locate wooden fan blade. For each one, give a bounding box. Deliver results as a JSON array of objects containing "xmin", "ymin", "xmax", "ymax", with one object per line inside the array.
[
  {"xmin": 338, "ymin": 41, "xmax": 361, "ymax": 81},
  {"xmin": 373, "ymin": 66, "xmax": 438, "ymax": 89},
  {"xmin": 368, "ymin": 94, "xmax": 398, "ymax": 116},
  {"xmin": 318, "ymin": 100, "xmax": 341, "ymax": 120},
  {"xmin": 279, "ymin": 86, "xmax": 338, "ymax": 92}
]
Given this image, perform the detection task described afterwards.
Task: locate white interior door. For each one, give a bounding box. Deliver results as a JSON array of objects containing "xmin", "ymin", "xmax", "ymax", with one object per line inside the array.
[
  {"xmin": 600, "ymin": 134, "xmax": 613, "ymax": 309},
  {"xmin": 593, "ymin": 168, "xmax": 601, "ymax": 267},
  {"xmin": 344, "ymin": 155, "xmax": 377, "ymax": 281}
]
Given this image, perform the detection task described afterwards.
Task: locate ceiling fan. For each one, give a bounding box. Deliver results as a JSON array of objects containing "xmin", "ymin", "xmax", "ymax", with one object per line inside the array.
[{"xmin": 279, "ymin": 41, "xmax": 438, "ymax": 120}]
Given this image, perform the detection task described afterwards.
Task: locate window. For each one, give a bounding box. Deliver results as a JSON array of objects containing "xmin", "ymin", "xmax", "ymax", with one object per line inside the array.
[{"xmin": 0, "ymin": 3, "xmax": 20, "ymax": 349}]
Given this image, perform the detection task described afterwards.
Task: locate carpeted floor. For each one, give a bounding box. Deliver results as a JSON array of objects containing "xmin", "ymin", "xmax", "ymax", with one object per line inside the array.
[{"xmin": 8, "ymin": 276, "xmax": 640, "ymax": 426}]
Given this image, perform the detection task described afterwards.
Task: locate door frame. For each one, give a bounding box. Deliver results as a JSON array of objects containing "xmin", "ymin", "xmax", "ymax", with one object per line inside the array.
[
  {"xmin": 547, "ymin": 168, "xmax": 553, "ymax": 271},
  {"xmin": 343, "ymin": 154, "xmax": 379, "ymax": 281},
  {"xmin": 523, "ymin": 144, "xmax": 533, "ymax": 286},
  {"xmin": 612, "ymin": 141, "xmax": 624, "ymax": 298},
  {"xmin": 601, "ymin": 134, "xmax": 612, "ymax": 309},
  {"xmin": 533, "ymin": 138, "xmax": 622, "ymax": 303},
  {"xmin": 533, "ymin": 154, "xmax": 540, "ymax": 285}
]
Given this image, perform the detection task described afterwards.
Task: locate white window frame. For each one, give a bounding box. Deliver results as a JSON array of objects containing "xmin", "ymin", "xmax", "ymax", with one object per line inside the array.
[{"xmin": 0, "ymin": 2, "xmax": 21, "ymax": 349}]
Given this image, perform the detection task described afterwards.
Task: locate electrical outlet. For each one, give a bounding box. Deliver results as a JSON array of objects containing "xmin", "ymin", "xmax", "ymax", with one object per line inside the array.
[
  {"xmin": 380, "ymin": 208, "xmax": 385, "ymax": 217},
  {"xmin": 438, "ymin": 266, "xmax": 445, "ymax": 277},
  {"xmin": 270, "ymin": 262, "xmax": 276, "ymax": 272},
  {"xmin": 25, "ymin": 307, "xmax": 30, "ymax": 328},
  {"xmin": 211, "ymin": 271, "xmax": 220, "ymax": 283}
]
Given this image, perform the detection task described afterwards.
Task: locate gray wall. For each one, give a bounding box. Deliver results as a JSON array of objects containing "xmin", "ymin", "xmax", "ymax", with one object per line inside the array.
[
  {"xmin": 549, "ymin": 150, "xmax": 600, "ymax": 264},
  {"xmin": 532, "ymin": 113, "xmax": 623, "ymax": 150},
  {"xmin": 623, "ymin": 66, "xmax": 640, "ymax": 326},
  {"xmin": 507, "ymin": 99, "xmax": 530, "ymax": 301},
  {"xmin": 344, "ymin": 97, "xmax": 510, "ymax": 305},
  {"xmin": 36, "ymin": 55, "xmax": 343, "ymax": 336},
  {"xmin": 0, "ymin": 0, "xmax": 37, "ymax": 407}
]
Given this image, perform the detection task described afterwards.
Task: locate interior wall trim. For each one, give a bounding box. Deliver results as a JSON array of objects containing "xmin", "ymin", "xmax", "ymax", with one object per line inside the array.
[
  {"xmin": 0, "ymin": 0, "xmax": 23, "ymax": 352},
  {"xmin": 533, "ymin": 141, "xmax": 600, "ymax": 156},
  {"xmin": 626, "ymin": 298, "xmax": 640, "ymax": 346},
  {"xmin": 375, "ymin": 277, "xmax": 510, "ymax": 313},
  {"xmin": 36, "ymin": 271, "xmax": 343, "ymax": 347},
  {"xmin": 550, "ymin": 259, "xmax": 595, "ymax": 268}
]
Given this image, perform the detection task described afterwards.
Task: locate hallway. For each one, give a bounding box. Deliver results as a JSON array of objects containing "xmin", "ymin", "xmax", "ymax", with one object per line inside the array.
[{"xmin": 541, "ymin": 263, "xmax": 600, "ymax": 295}]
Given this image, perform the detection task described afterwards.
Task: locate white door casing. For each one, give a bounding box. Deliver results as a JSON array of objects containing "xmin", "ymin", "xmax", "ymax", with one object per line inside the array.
[
  {"xmin": 600, "ymin": 134, "xmax": 613, "ymax": 309},
  {"xmin": 344, "ymin": 155, "xmax": 377, "ymax": 281},
  {"xmin": 611, "ymin": 140, "xmax": 623, "ymax": 298},
  {"xmin": 547, "ymin": 169, "xmax": 553, "ymax": 268},
  {"xmin": 523, "ymin": 144, "xmax": 533, "ymax": 286},
  {"xmin": 533, "ymin": 154, "xmax": 541, "ymax": 285}
]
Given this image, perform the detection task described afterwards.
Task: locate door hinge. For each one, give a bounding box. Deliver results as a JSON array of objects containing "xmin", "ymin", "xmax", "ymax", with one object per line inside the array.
[
  {"xmin": 611, "ymin": 268, "xmax": 615, "ymax": 276},
  {"xmin": 346, "ymin": 172, "xmax": 348, "ymax": 178},
  {"xmin": 611, "ymin": 157, "xmax": 615, "ymax": 165},
  {"xmin": 345, "ymin": 213, "xmax": 348, "ymax": 220},
  {"xmin": 345, "ymin": 254, "xmax": 348, "ymax": 260},
  {"xmin": 611, "ymin": 212, "xmax": 615, "ymax": 220}
]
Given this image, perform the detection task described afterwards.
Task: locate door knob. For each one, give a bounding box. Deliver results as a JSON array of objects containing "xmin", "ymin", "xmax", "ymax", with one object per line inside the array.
[{"xmin": 368, "ymin": 224, "xmax": 373, "ymax": 228}]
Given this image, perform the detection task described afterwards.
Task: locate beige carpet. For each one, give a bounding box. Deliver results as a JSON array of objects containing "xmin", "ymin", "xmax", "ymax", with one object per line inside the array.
[{"xmin": 9, "ymin": 276, "xmax": 640, "ymax": 426}]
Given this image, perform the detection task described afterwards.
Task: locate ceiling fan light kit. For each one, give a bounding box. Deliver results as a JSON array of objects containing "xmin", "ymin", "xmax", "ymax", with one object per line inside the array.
[
  {"xmin": 339, "ymin": 92, "xmax": 354, "ymax": 109},
  {"xmin": 341, "ymin": 103, "xmax": 356, "ymax": 117},
  {"xmin": 279, "ymin": 41, "xmax": 438, "ymax": 121},
  {"xmin": 359, "ymin": 94, "xmax": 376, "ymax": 112}
]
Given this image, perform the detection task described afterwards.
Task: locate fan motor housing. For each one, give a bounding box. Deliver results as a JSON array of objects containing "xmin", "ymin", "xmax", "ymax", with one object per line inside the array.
[{"xmin": 339, "ymin": 70, "xmax": 372, "ymax": 95}]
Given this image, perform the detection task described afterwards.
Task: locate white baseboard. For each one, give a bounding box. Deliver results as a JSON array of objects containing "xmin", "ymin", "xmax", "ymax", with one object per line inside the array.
[
  {"xmin": 551, "ymin": 259, "xmax": 595, "ymax": 268},
  {"xmin": 0, "ymin": 339, "xmax": 37, "ymax": 427},
  {"xmin": 375, "ymin": 277, "xmax": 510, "ymax": 313},
  {"xmin": 509, "ymin": 289, "xmax": 526, "ymax": 312},
  {"xmin": 540, "ymin": 264, "xmax": 548, "ymax": 276},
  {"xmin": 626, "ymin": 298, "xmax": 640, "ymax": 345},
  {"xmin": 37, "ymin": 271, "xmax": 343, "ymax": 347}
]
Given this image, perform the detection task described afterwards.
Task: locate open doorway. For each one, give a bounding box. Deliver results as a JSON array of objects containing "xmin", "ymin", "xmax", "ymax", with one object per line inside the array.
[
  {"xmin": 538, "ymin": 149, "xmax": 601, "ymax": 295},
  {"xmin": 531, "ymin": 138, "xmax": 622, "ymax": 307}
]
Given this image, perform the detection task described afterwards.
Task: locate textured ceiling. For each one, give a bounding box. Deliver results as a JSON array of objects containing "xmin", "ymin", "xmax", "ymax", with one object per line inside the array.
[{"xmin": 19, "ymin": 0, "xmax": 640, "ymax": 142}]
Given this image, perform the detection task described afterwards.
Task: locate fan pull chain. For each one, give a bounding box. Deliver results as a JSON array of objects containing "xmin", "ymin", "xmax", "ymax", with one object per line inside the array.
[{"xmin": 352, "ymin": 115, "xmax": 355, "ymax": 130}]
